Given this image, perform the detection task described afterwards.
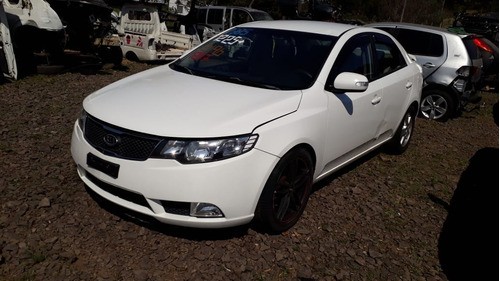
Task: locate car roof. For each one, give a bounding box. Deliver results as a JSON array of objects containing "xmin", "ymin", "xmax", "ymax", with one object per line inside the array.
[
  {"xmin": 236, "ymin": 20, "xmax": 360, "ymax": 36},
  {"xmin": 196, "ymin": 5, "xmax": 268, "ymax": 13},
  {"xmin": 366, "ymin": 22, "xmax": 478, "ymax": 39},
  {"xmin": 366, "ymin": 22, "xmax": 453, "ymax": 34}
]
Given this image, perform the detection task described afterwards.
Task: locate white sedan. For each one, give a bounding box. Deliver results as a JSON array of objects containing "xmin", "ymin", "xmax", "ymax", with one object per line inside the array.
[{"xmin": 71, "ymin": 20, "xmax": 422, "ymax": 233}]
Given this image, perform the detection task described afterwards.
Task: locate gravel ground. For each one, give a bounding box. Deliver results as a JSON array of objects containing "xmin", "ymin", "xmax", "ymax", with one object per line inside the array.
[{"xmin": 0, "ymin": 60, "xmax": 498, "ymax": 281}]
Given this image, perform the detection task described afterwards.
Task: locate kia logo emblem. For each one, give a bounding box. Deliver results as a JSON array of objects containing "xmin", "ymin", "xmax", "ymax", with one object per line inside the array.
[{"xmin": 103, "ymin": 134, "xmax": 120, "ymax": 147}]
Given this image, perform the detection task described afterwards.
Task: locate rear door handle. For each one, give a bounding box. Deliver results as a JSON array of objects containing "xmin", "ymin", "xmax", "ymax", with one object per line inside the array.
[
  {"xmin": 371, "ymin": 96, "xmax": 382, "ymax": 105},
  {"xmin": 406, "ymin": 82, "xmax": 413, "ymax": 89}
]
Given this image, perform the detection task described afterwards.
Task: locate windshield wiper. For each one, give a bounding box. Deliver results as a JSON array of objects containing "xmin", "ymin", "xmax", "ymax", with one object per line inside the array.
[
  {"xmin": 223, "ymin": 76, "xmax": 282, "ymax": 90},
  {"xmin": 170, "ymin": 64, "xmax": 194, "ymax": 75}
]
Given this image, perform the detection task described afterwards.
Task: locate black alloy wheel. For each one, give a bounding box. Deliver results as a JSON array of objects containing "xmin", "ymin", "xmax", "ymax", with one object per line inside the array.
[{"xmin": 255, "ymin": 148, "xmax": 314, "ymax": 234}]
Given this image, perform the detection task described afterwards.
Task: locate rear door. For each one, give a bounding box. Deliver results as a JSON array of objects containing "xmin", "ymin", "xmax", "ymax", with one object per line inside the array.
[
  {"xmin": 380, "ymin": 27, "xmax": 446, "ymax": 80},
  {"xmin": 0, "ymin": 0, "xmax": 17, "ymax": 80}
]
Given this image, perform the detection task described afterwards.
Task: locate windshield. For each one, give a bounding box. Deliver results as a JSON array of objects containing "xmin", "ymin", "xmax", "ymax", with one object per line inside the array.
[{"xmin": 170, "ymin": 27, "xmax": 337, "ymax": 90}]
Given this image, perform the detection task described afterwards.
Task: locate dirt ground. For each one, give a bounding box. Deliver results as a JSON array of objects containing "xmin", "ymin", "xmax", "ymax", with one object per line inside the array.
[{"xmin": 0, "ymin": 60, "xmax": 498, "ymax": 281}]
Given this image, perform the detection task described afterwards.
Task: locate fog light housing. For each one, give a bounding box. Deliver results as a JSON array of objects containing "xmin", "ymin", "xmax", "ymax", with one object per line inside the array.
[{"xmin": 190, "ymin": 202, "xmax": 224, "ymax": 218}]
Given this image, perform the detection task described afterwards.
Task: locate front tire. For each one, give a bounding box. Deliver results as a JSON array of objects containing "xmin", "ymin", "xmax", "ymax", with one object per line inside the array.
[
  {"xmin": 420, "ymin": 89, "xmax": 456, "ymax": 121},
  {"xmin": 255, "ymin": 148, "xmax": 314, "ymax": 234}
]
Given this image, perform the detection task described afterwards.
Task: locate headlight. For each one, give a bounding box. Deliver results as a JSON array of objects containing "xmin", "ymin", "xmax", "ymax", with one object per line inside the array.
[{"xmin": 153, "ymin": 134, "xmax": 258, "ymax": 164}]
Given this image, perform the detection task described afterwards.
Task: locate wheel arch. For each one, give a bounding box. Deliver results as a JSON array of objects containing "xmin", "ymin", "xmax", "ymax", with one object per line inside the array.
[
  {"xmin": 421, "ymin": 83, "xmax": 461, "ymax": 120},
  {"xmin": 409, "ymin": 100, "xmax": 420, "ymax": 117},
  {"xmin": 423, "ymin": 83, "xmax": 460, "ymax": 107},
  {"xmin": 252, "ymin": 142, "xmax": 317, "ymax": 209},
  {"xmin": 290, "ymin": 143, "xmax": 317, "ymax": 170},
  {"xmin": 124, "ymin": 50, "xmax": 139, "ymax": 61},
  {"xmin": 253, "ymin": 143, "xmax": 316, "ymax": 234}
]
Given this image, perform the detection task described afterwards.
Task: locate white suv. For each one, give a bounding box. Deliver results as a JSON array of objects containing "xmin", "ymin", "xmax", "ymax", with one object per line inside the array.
[{"xmin": 367, "ymin": 22, "xmax": 485, "ymax": 121}]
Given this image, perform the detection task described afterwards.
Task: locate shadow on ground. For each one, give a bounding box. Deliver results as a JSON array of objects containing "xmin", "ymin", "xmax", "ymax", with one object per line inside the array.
[{"xmin": 431, "ymin": 102, "xmax": 499, "ymax": 280}]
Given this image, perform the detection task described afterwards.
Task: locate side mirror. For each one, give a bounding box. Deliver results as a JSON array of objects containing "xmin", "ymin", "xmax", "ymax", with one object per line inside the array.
[{"xmin": 327, "ymin": 72, "xmax": 369, "ymax": 93}]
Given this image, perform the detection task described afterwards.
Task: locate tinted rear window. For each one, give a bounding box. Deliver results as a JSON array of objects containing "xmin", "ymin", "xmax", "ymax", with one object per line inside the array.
[{"xmin": 380, "ymin": 27, "xmax": 444, "ymax": 57}]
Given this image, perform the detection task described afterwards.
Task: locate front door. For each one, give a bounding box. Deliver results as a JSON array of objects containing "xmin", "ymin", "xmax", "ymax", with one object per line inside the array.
[{"xmin": 323, "ymin": 34, "xmax": 385, "ymax": 168}]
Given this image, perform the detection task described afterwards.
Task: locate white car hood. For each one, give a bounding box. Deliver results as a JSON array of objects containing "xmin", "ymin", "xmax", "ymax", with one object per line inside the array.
[{"xmin": 84, "ymin": 66, "xmax": 302, "ymax": 137}]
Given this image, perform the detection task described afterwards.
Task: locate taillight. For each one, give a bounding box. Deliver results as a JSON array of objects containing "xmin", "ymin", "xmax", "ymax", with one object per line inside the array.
[{"xmin": 473, "ymin": 38, "xmax": 493, "ymax": 53}]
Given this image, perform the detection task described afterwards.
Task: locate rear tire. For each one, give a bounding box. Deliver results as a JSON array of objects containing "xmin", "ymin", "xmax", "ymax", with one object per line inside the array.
[
  {"xmin": 125, "ymin": 51, "xmax": 139, "ymax": 62},
  {"xmin": 385, "ymin": 107, "xmax": 416, "ymax": 155},
  {"xmin": 255, "ymin": 148, "xmax": 314, "ymax": 234},
  {"xmin": 420, "ymin": 89, "xmax": 456, "ymax": 122}
]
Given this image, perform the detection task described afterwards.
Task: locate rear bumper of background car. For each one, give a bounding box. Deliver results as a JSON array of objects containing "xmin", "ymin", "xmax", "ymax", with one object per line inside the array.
[{"xmin": 70, "ymin": 121, "xmax": 279, "ymax": 228}]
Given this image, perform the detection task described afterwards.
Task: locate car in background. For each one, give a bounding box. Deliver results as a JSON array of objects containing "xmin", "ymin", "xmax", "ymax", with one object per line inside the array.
[
  {"xmin": 71, "ymin": 20, "xmax": 422, "ymax": 233},
  {"xmin": 449, "ymin": 26, "xmax": 499, "ymax": 92},
  {"xmin": 453, "ymin": 11, "xmax": 498, "ymax": 46},
  {"xmin": 477, "ymin": 36, "xmax": 499, "ymax": 91},
  {"xmin": 469, "ymin": 34, "xmax": 498, "ymax": 91},
  {"xmin": 367, "ymin": 22, "xmax": 485, "ymax": 121},
  {"xmin": 195, "ymin": 5, "xmax": 273, "ymax": 34}
]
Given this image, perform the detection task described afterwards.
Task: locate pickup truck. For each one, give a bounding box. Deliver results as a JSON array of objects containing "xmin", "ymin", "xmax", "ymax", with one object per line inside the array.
[{"xmin": 118, "ymin": 2, "xmax": 201, "ymax": 62}]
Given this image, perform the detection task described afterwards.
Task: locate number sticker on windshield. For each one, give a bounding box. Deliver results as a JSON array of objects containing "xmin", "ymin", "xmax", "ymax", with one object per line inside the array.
[{"xmin": 215, "ymin": 35, "xmax": 245, "ymax": 45}]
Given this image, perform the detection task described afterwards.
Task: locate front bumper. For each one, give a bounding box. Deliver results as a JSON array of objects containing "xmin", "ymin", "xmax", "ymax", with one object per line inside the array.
[{"xmin": 70, "ymin": 121, "xmax": 279, "ymax": 228}]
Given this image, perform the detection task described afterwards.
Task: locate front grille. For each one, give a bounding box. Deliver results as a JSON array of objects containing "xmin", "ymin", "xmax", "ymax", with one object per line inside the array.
[
  {"xmin": 85, "ymin": 170, "xmax": 152, "ymax": 211},
  {"xmin": 84, "ymin": 115, "xmax": 162, "ymax": 161}
]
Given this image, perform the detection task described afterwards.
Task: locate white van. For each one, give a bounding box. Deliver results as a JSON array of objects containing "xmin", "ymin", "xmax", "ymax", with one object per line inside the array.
[{"xmin": 195, "ymin": 6, "xmax": 273, "ymax": 33}]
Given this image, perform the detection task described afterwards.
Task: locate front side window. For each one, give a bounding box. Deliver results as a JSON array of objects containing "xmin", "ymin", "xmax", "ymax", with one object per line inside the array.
[
  {"xmin": 330, "ymin": 34, "xmax": 374, "ymax": 80},
  {"xmin": 170, "ymin": 27, "xmax": 337, "ymax": 90},
  {"xmin": 372, "ymin": 34, "xmax": 407, "ymax": 79}
]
